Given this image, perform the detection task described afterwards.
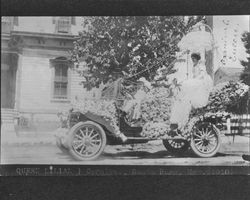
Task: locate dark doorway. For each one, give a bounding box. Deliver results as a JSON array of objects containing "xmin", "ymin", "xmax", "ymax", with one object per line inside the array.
[{"xmin": 1, "ymin": 53, "xmax": 17, "ymax": 109}]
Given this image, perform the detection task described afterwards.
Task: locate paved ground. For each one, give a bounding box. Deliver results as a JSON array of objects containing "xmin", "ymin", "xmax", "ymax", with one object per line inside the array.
[{"xmin": 1, "ymin": 130, "xmax": 249, "ymax": 166}]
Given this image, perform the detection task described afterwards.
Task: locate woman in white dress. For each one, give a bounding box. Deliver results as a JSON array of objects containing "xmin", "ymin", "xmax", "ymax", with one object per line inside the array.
[{"xmin": 170, "ymin": 53, "xmax": 213, "ymax": 128}]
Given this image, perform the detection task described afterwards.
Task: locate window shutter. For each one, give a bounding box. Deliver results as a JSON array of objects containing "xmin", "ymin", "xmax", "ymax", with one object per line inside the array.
[{"xmin": 71, "ymin": 17, "xmax": 76, "ymax": 25}]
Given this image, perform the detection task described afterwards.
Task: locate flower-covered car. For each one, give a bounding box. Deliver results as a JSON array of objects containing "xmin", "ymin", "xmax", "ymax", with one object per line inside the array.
[{"xmin": 55, "ymin": 78, "xmax": 249, "ymax": 160}]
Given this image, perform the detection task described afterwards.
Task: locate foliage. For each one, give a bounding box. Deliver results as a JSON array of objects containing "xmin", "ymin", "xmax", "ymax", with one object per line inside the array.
[
  {"xmin": 239, "ymin": 32, "xmax": 250, "ymax": 114},
  {"xmin": 71, "ymin": 16, "xmax": 204, "ymax": 90},
  {"xmin": 240, "ymin": 32, "xmax": 250, "ymax": 86}
]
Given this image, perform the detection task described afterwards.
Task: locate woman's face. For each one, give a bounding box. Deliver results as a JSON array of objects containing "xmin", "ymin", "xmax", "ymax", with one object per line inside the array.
[{"xmin": 191, "ymin": 57, "xmax": 199, "ymax": 66}]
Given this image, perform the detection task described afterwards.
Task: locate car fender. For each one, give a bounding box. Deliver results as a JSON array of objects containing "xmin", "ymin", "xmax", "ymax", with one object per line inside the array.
[{"xmin": 79, "ymin": 111, "xmax": 116, "ymax": 135}]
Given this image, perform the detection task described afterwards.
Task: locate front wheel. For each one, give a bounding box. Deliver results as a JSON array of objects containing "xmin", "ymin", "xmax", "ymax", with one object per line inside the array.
[
  {"xmin": 190, "ymin": 122, "xmax": 221, "ymax": 158},
  {"xmin": 68, "ymin": 121, "xmax": 107, "ymax": 161}
]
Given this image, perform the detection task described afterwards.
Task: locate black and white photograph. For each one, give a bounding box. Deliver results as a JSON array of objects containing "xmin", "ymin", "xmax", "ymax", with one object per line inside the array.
[{"xmin": 1, "ymin": 16, "xmax": 250, "ymax": 174}]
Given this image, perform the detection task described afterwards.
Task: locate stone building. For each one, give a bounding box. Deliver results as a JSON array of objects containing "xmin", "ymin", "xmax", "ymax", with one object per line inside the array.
[{"xmin": 1, "ymin": 17, "xmax": 84, "ymax": 132}]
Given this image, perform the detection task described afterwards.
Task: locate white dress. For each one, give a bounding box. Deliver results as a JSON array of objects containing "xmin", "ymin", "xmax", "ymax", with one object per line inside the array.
[{"xmin": 170, "ymin": 62, "xmax": 213, "ymax": 128}]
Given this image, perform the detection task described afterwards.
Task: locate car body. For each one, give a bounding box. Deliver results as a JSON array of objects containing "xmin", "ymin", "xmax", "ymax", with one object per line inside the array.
[{"xmin": 55, "ymin": 79, "xmax": 248, "ymax": 160}]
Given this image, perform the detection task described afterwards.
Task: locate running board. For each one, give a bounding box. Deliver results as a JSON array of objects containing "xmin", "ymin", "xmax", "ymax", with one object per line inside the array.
[
  {"xmin": 123, "ymin": 137, "xmax": 151, "ymax": 144},
  {"xmin": 123, "ymin": 136, "xmax": 186, "ymax": 144}
]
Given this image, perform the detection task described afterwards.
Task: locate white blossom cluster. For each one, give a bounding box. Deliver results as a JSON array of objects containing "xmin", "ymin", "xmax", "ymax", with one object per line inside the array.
[
  {"xmin": 180, "ymin": 111, "xmax": 230, "ymax": 141},
  {"xmin": 182, "ymin": 81, "xmax": 249, "ymax": 139},
  {"xmin": 141, "ymin": 87, "xmax": 172, "ymax": 123},
  {"xmin": 141, "ymin": 122, "xmax": 170, "ymax": 139},
  {"xmin": 72, "ymin": 98, "xmax": 121, "ymax": 136},
  {"xmin": 140, "ymin": 87, "xmax": 173, "ymax": 138}
]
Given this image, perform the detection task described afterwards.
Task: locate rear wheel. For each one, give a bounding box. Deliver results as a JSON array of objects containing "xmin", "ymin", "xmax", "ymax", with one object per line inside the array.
[
  {"xmin": 163, "ymin": 139, "xmax": 189, "ymax": 155},
  {"xmin": 190, "ymin": 122, "xmax": 221, "ymax": 158},
  {"xmin": 68, "ymin": 121, "xmax": 107, "ymax": 161}
]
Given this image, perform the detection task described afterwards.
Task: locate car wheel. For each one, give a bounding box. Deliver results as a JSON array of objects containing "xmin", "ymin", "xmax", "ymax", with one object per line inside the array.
[
  {"xmin": 68, "ymin": 121, "xmax": 107, "ymax": 161},
  {"xmin": 190, "ymin": 122, "xmax": 221, "ymax": 158},
  {"xmin": 162, "ymin": 139, "xmax": 189, "ymax": 155}
]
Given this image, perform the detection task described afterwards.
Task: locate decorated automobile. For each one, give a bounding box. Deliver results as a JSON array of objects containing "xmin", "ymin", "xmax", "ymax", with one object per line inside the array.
[
  {"xmin": 55, "ymin": 77, "xmax": 249, "ymax": 161},
  {"xmin": 53, "ymin": 19, "xmax": 250, "ymax": 160}
]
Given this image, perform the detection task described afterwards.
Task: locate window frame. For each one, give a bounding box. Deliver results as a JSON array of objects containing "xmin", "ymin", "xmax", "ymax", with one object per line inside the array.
[
  {"xmin": 53, "ymin": 17, "xmax": 75, "ymax": 34},
  {"xmin": 50, "ymin": 58, "xmax": 71, "ymax": 102}
]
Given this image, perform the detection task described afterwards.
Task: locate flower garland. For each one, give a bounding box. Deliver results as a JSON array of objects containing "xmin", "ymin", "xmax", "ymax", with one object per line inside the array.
[
  {"xmin": 141, "ymin": 122, "xmax": 170, "ymax": 139},
  {"xmin": 140, "ymin": 87, "xmax": 173, "ymax": 138},
  {"xmin": 180, "ymin": 111, "xmax": 230, "ymax": 141},
  {"xmin": 72, "ymin": 97, "xmax": 122, "ymax": 137},
  {"xmin": 190, "ymin": 81, "xmax": 249, "ymax": 117},
  {"xmin": 181, "ymin": 81, "xmax": 249, "ymax": 140}
]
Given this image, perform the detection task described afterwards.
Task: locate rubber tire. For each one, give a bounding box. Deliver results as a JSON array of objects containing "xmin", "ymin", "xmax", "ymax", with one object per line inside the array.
[
  {"xmin": 68, "ymin": 121, "xmax": 107, "ymax": 161},
  {"xmin": 190, "ymin": 122, "xmax": 221, "ymax": 158},
  {"xmin": 162, "ymin": 139, "xmax": 190, "ymax": 155}
]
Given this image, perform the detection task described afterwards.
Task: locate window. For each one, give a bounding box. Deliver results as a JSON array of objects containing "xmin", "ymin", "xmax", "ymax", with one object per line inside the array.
[
  {"xmin": 50, "ymin": 57, "xmax": 70, "ymax": 100},
  {"xmin": 53, "ymin": 17, "xmax": 76, "ymax": 34},
  {"xmin": 54, "ymin": 64, "xmax": 68, "ymax": 99},
  {"xmin": 1, "ymin": 17, "xmax": 18, "ymax": 33},
  {"xmin": 57, "ymin": 17, "xmax": 71, "ymax": 33}
]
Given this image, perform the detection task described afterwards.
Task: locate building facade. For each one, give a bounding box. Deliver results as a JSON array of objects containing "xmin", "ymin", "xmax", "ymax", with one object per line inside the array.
[{"xmin": 1, "ymin": 17, "xmax": 84, "ymax": 131}]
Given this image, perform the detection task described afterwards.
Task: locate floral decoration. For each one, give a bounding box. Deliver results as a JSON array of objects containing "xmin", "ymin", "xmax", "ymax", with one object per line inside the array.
[
  {"xmin": 63, "ymin": 79, "xmax": 248, "ymax": 141},
  {"xmin": 140, "ymin": 87, "xmax": 173, "ymax": 138},
  {"xmin": 141, "ymin": 122, "xmax": 170, "ymax": 139},
  {"xmin": 72, "ymin": 97, "xmax": 122, "ymax": 137},
  {"xmin": 190, "ymin": 81, "xmax": 249, "ymax": 117},
  {"xmin": 140, "ymin": 81, "xmax": 248, "ymax": 139},
  {"xmin": 181, "ymin": 81, "xmax": 249, "ymax": 139}
]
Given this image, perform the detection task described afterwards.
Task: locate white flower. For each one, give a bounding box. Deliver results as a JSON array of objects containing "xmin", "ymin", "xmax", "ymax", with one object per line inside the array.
[
  {"xmin": 133, "ymin": 44, "xmax": 141, "ymax": 52},
  {"xmin": 139, "ymin": 77, "xmax": 152, "ymax": 89}
]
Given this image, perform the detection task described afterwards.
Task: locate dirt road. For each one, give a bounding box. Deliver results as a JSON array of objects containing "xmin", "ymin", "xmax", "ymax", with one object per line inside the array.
[{"xmin": 1, "ymin": 138, "xmax": 249, "ymax": 166}]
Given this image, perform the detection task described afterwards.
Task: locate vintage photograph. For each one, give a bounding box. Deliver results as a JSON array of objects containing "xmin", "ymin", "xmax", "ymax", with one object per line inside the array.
[{"xmin": 1, "ymin": 16, "xmax": 250, "ymax": 170}]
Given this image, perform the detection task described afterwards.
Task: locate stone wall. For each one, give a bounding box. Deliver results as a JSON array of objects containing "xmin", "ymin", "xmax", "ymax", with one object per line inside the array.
[{"xmin": 16, "ymin": 53, "xmax": 86, "ymax": 132}]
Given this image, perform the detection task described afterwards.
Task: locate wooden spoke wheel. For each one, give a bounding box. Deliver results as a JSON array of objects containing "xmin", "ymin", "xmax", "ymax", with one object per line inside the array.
[
  {"xmin": 68, "ymin": 121, "xmax": 107, "ymax": 161},
  {"xmin": 163, "ymin": 139, "xmax": 189, "ymax": 155},
  {"xmin": 190, "ymin": 122, "xmax": 221, "ymax": 158}
]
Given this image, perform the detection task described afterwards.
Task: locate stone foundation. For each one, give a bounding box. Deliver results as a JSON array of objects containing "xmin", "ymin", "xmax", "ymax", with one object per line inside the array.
[{"xmin": 16, "ymin": 112, "xmax": 61, "ymax": 133}]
